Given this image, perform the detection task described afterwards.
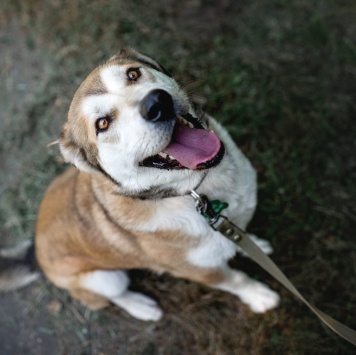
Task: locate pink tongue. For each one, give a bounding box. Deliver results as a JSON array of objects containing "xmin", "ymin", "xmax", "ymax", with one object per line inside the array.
[{"xmin": 163, "ymin": 125, "xmax": 221, "ymax": 170}]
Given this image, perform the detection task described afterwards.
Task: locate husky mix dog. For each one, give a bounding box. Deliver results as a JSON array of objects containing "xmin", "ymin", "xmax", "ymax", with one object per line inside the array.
[{"xmin": 0, "ymin": 48, "xmax": 279, "ymax": 321}]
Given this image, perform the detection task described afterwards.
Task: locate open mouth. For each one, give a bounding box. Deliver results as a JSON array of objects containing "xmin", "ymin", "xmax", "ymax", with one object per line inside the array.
[{"xmin": 139, "ymin": 113, "xmax": 225, "ymax": 170}]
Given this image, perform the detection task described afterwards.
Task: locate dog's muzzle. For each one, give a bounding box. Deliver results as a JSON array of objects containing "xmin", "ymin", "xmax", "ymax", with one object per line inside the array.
[
  {"xmin": 140, "ymin": 89, "xmax": 175, "ymax": 122},
  {"xmin": 138, "ymin": 89, "xmax": 225, "ymax": 171}
]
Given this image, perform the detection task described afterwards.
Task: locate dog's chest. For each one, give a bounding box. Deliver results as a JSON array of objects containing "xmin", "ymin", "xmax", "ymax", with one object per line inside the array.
[{"xmin": 134, "ymin": 196, "xmax": 238, "ymax": 268}]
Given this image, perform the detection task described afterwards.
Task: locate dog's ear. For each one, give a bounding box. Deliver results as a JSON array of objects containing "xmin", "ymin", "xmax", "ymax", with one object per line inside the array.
[
  {"xmin": 108, "ymin": 47, "xmax": 133, "ymax": 61},
  {"xmin": 110, "ymin": 47, "xmax": 172, "ymax": 77},
  {"xmin": 59, "ymin": 124, "xmax": 98, "ymax": 174}
]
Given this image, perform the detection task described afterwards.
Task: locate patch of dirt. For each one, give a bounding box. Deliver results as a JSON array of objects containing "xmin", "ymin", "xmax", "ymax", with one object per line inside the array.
[
  {"xmin": 0, "ymin": 19, "xmax": 46, "ymax": 181},
  {"xmin": 0, "ymin": 286, "xmax": 59, "ymax": 355}
]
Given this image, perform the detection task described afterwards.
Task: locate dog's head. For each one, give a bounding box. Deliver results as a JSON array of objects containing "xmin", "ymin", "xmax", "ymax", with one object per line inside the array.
[{"xmin": 60, "ymin": 48, "xmax": 225, "ymax": 198}]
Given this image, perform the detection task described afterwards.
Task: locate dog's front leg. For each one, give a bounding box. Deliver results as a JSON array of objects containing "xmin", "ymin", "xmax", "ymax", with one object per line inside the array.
[
  {"xmin": 178, "ymin": 266, "xmax": 279, "ymax": 313},
  {"xmin": 76, "ymin": 269, "xmax": 163, "ymax": 321},
  {"xmin": 213, "ymin": 267, "xmax": 280, "ymax": 313}
]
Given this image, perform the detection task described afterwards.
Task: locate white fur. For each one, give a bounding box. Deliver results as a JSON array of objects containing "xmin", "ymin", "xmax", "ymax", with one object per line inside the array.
[
  {"xmin": 80, "ymin": 269, "xmax": 162, "ymax": 320},
  {"xmin": 68, "ymin": 56, "xmax": 279, "ymax": 316},
  {"xmin": 187, "ymin": 231, "xmax": 238, "ymax": 268},
  {"xmin": 215, "ymin": 269, "xmax": 280, "ymax": 313},
  {"xmin": 82, "ymin": 94, "xmax": 122, "ymax": 122},
  {"xmin": 95, "ymin": 65, "xmax": 204, "ymax": 194},
  {"xmin": 100, "ymin": 66, "xmax": 126, "ymax": 94},
  {"xmin": 124, "ymin": 121, "xmax": 260, "ymax": 269},
  {"xmin": 112, "ymin": 291, "xmax": 163, "ymax": 321},
  {"xmin": 80, "ymin": 270, "xmax": 129, "ymax": 298}
]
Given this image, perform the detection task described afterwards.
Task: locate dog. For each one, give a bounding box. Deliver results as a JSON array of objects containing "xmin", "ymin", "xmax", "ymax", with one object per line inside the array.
[{"xmin": 1, "ymin": 48, "xmax": 279, "ymax": 321}]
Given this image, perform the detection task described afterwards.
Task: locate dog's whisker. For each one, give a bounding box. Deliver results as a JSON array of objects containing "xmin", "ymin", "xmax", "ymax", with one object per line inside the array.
[
  {"xmin": 179, "ymin": 78, "xmax": 203, "ymax": 93},
  {"xmin": 47, "ymin": 139, "xmax": 60, "ymax": 147}
]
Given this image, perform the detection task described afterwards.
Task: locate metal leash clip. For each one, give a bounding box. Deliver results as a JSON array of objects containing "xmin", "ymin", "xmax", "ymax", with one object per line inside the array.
[
  {"xmin": 190, "ymin": 190, "xmax": 219, "ymax": 225},
  {"xmin": 190, "ymin": 190, "xmax": 246, "ymax": 243}
]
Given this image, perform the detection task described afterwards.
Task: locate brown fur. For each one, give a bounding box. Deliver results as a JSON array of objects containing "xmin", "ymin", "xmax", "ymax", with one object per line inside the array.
[
  {"xmin": 35, "ymin": 48, "xmax": 257, "ymax": 312},
  {"xmin": 36, "ymin": 167, "xmax": 225, "ymax": 307},
  {"xmin": 35, "ymin": 49, "xmax": 229, "ymax": 309}
]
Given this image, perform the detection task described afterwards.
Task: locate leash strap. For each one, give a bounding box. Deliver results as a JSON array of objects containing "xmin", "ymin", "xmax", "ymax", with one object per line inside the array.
[{"xmin": 191, "ymin": 190, "xmax": 356, "ymax": 346}]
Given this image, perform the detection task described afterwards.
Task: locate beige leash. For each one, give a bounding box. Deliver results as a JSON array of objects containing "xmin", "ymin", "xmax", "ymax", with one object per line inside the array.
[{"xmin": 191, "ymin": 190, "xmax": 356, "ymax": 346}]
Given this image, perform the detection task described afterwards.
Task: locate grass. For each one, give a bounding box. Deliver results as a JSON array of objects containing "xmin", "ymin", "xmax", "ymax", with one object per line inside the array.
[{"xmin": 0, "ymin": 0, "xmax": 356, "ymax": 353}]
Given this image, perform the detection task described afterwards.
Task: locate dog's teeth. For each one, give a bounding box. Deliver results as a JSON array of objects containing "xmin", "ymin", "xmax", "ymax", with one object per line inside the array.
[
  {"xmin": 158, "ymin": 152, "xmax": 172, "ymax": 160},
  {"xmin": 178, "ymin": 116, "xmax": 191, "ymax": 127}
]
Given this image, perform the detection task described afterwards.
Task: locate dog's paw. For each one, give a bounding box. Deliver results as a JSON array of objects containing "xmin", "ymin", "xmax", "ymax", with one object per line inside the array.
[
  {"xmin": 236, "ymin": 281, "xmax": 280, "ymax": 313},
  {"xmin": 112, "ymin": 291, "xmax": 163, "ymax": 321},
  {"xmin": 236, "ymin": 234, "xmax": 273, "ymax": 256},
  {"xmin": 127, "ymin": 294, "xmax": 163, "ymax": 321}
]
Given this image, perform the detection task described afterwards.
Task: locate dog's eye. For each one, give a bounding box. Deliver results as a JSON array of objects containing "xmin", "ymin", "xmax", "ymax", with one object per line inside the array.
[
  {"xmin": 96, "ymin": 117, "xmax": 110, "ymax": 132},
  {"xmin": 127, "ymin": 68, "xmax": 141, "ymax": 81}
]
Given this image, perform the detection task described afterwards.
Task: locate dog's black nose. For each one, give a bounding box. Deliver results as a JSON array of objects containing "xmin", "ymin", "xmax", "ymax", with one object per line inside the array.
[{"xmin": 140, "ymin": 89, "xmax": 175, "ymax": 122}]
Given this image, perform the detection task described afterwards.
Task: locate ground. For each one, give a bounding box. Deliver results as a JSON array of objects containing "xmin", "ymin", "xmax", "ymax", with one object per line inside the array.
[{"xmin": 0, "ymin": 0, "xmax": 355, "ymax": 354}]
